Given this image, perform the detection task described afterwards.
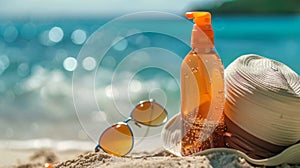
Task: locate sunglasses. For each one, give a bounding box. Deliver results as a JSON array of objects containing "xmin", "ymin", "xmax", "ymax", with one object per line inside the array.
[{"xmin": 95, "ymin": 99, "xmax": 168, "ymax": 156}]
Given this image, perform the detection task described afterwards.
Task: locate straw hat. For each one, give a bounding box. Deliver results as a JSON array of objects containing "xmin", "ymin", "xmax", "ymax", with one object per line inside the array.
[{"xmin": 162, "ymin": 54, "xmax": 300, "ymax": 166}]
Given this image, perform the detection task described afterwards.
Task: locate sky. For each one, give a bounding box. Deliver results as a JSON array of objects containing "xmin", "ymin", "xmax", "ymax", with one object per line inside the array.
[{"xmin": 0, "ymin": 0, "xmax": 227, "ymax": 18}]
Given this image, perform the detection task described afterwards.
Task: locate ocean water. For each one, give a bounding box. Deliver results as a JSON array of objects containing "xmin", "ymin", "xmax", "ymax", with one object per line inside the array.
[{"xmin": 0, "ymin": 15, "xmax": 300, "ymax": 151}]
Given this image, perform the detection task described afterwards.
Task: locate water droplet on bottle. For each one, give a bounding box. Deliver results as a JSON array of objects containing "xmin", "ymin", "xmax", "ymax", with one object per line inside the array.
[
  {"xmin": 184, "ymin": 73, "xmax": 189, "ymax": 78},
  {"xmin": 191, "ymin": 67, "xmax": 198, "ymax": 73}
]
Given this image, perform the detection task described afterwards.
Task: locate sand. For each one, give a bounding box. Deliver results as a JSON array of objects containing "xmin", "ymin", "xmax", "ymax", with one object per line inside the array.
[
  {"xmin": 0, "ymin": 149, "xmax": 83, "ymax": 168},
  {"xmin": 53, "ymin": 151, "xmax": 251, "ymax": 168},
  {"xmin": 3, "ymin": 149, "xmax": 300, "ymax": 168}
]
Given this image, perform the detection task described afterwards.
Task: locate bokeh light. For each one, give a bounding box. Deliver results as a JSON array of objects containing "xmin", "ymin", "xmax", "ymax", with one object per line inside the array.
[
  {"xmin": 63, "ymin": 57, "xmax": 78, "ymax": 71},
  {"xmin": 39, "ymin": 30, "xmax": 54, "ymax": 46},
  {"xmin": 105, "ymin": 85, "xmax": 119, "ymax": 99},
  {"xmin": 17, "ymin": 63, "xmax": 30, "ymax": 77},
  {"xmin": 82, "ymin": 56, "xmax": 96, "ymax": 71},
  {"xmin": 21, "ymin": 23, "xmax": 37, "ymax": 40},
  {"xmin": 129, "ymin": 80, "xmax": 142, "ymax": 93},
  {"xmin": 91, "ymin": 111, "xmax": 107, "ymax": 122},
  {"xmin": 71, "ymin": 29, "xmax": 87, "ymax": 45},
  {"xmin": 3, "ymin": 25, "xmax": 18, "ymax": 43},
  {"xmin": 113, "ymin": 37, "xmax": 128, "ymax": 51},
  {"xmin": 0, "ymin": 55, "xmax": 10, "ymax": 75},
  {"xmin": 49, "ymin": 26, "xmax": 64, "ymax": 43}
]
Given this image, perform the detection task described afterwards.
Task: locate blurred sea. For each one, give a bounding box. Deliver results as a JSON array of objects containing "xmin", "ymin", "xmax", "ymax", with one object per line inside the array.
[{"xmin": 0, "ymin": 15, "xmax": 300, "ymax": 151}]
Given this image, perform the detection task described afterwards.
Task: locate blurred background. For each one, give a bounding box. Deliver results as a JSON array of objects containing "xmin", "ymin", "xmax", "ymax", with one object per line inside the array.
[{"xmin": 0, "ymin": 0, "xmax": 300, "ymax": 151}]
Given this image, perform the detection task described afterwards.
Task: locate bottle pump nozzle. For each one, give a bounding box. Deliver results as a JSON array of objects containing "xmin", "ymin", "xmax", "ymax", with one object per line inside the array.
[{"xmin": 185, "ymin": 12, "xmax": 214, "ymax": 46}]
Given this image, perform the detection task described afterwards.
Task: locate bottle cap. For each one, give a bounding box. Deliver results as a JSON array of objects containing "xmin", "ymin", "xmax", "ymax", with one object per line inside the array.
[{"xmin": 185, "ymin": 12, "xmax": 212, "ymax": 30}]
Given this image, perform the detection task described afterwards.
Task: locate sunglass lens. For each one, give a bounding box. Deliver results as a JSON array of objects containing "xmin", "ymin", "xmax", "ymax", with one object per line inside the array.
[
  {"xmin": 99, "ymin": 123, "xmax": 133, "ymax": 156},
  {"xmin": 131, "ymin": 101, "xmax": 167, "ymax": 126}
]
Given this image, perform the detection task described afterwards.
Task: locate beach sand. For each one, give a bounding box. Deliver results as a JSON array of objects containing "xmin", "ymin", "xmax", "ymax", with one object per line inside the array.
[
  {"xmin": 2, "ymin": 149, "xmax": 299, "ymax": 168},
  {"xmin": 0, "ymin": 149, "xmax": 83, "ymax": 168}
]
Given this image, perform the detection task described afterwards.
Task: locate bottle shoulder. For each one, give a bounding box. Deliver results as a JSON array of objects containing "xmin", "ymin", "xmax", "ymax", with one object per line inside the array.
[
  {"xmin": 184, "ymin": 49, "xmax": 221, "ymax": 60},
  {"xmin": 183, "ymin": 49, "xmax": 224, "ymax": 70}
]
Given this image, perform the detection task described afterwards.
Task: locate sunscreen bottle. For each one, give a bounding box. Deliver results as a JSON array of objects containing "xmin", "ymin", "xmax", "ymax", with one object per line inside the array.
[{"xmin": 181, "ymin": 12, "xmax": 225, "ymax": 156}]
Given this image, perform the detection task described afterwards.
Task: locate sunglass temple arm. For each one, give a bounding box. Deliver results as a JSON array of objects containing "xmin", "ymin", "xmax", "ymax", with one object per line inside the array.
[{"xmin": 95, "ymin": 144, "xmax": 101, "ymax": 152}]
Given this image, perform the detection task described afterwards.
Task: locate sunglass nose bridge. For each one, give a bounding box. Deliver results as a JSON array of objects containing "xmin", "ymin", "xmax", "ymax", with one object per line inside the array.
[
  {"xmin": 123, "ymin": 117, "xmax": 132, "ymax": 123},
  {"xmin": 123, "ymin": 117, "xmax": 142, "ymax": 128}
]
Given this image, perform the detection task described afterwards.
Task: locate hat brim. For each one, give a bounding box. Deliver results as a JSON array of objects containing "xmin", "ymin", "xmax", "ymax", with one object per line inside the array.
[{"xmin": 161, "ymin": 113, "xmax": 300, "ymax": 166}]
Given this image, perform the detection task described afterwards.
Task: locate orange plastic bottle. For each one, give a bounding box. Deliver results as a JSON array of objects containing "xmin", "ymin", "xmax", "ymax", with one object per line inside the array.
[{"xmin": 181, "ymin": 12, "xmax": 225, "ymax": 156}]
